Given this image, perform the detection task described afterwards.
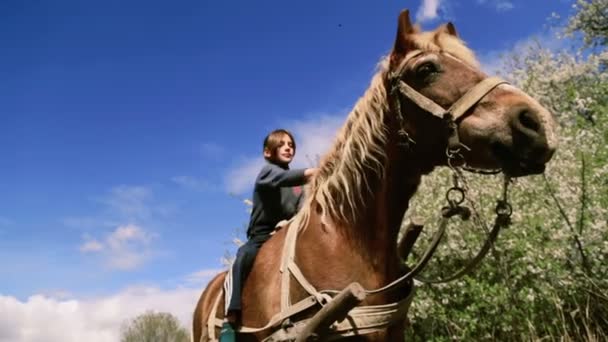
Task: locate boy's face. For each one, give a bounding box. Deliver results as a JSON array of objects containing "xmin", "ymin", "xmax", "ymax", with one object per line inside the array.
[{"xmin": 264, "ymin": 134, "xmax": 295, "ymax": 164}]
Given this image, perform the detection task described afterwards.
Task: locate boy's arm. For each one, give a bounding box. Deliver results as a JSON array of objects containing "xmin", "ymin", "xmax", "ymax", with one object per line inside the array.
[{"xmin": 256, "ymin": 165, "xmax": 310, "ymax": 188}]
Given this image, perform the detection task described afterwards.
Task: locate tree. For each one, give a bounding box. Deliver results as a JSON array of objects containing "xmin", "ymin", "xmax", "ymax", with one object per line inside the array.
[
  {"xmin": 563, "ymin": 0, "xmax": 608, "ymax": 48},
  {"xmin": 120, "ymin": 311, "xmax": 190, "ymax": 342}
]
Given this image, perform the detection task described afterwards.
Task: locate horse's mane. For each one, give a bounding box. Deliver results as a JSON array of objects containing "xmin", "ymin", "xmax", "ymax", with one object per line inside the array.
[{"xmin": 295, "ymin": 27, "xmax": 480, "ymax": 229}]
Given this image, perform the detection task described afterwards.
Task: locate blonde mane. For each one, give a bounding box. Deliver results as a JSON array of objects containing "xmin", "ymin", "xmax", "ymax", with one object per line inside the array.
[{"xmin": 295, "ymin": 29, "xmax": 480, "ymax": 229}]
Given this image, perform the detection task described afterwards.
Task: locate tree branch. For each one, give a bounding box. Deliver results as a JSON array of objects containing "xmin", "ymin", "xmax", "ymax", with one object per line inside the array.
[{"xmin": 542, "ymin": 173, "xmax": 591, "ymax": 274}]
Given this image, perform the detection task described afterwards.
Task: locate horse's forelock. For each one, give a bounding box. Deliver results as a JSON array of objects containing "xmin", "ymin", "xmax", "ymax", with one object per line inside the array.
[
  {"xmin": 389, "ymin": 30, "xmax": 481, "ymax": 72},
  {"xmin": 434, "ymin": 33, "xmax": 480, "ymax": 69}
]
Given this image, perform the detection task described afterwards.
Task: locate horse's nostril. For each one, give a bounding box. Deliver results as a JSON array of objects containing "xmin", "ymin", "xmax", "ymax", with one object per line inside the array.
[{"xmin": 518, "ymin": 110, "xmax": 541, "ymax": 133}]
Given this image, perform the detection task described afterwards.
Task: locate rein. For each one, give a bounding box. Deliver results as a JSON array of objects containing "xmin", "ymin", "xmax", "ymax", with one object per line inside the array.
[
  {"xmin": 414, "ymin": 174, "xmax": 512, "ymax": 284},
  {"xmin": 363, "ymin": 172, "xmax": 512, "ymax": 294}
]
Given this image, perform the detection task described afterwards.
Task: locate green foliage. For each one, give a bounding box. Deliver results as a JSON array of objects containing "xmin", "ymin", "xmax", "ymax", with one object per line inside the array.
[
  {"xmin": 402, "ymin": 1, "xmax": 608, "ymax": 340},
  {"xmin": 120, "ymin": 310, "xmax": 190, "ymax": 342},
  {"xmin": 404, "ymin": 120, "xmax": 608, "ymax": 340}
]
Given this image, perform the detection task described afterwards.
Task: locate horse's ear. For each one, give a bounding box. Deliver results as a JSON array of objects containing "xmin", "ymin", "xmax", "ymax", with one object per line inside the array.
[
  {"xmin": 439, "ymin": 22, "xmax": 458, "ymax": 37},
  {"xmin": 391, "ymin": 10, "xmax": 416, "ymax": 65}
]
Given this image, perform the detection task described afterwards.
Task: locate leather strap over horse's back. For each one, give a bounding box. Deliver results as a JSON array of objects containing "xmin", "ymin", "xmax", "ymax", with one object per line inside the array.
[{"xmin": 280, "ymin": 215, "xmax": 301, "ymax": 311}]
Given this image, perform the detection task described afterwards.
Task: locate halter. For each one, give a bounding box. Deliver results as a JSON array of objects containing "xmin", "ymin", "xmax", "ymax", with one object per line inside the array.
[{"xmin": 388, "ymin": 50, "xmax": 508, "ymax": 163}]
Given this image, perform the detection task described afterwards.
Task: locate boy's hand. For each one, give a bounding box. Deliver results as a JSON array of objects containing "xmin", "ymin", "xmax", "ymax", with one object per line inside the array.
[{"xmin": 304, "ymin": 168, "xmax": 319, "ymax": 181}]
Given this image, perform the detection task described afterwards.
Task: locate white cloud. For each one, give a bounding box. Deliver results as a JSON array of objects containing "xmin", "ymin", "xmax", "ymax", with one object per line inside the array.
[
  {"xmin": 478, "ymin": 31, "xmax": 567, "ymax": 75},
  {"xmin": 171, "ymin": 175, "xmax": 212, "ymax": 192},
  {"xmin": 98, "ymin": 186, "xmax": 153, "ymax": 220},
  {"xmin": 495, "ymin": 1, "xmax": 514, "ymax": 11},
  {"xmin": 79, "ymin": 224, "xmax": 156, "ymax": 271},
  {"xmin": 416, "ymin": 0, "xmax": 442, "ymax": 23},
  {"xmin": 289, "ymin": 114, "xmax": 345, "ymax": 169},
  {"xmin": 0, "ymin": 285, "xmax": 204, "ymax": 342},
  {"xmin": 79, "ymin": 239, "xmax": 104, "ymax": 253},
  {"xmin": 62, "ymin": 216, "xmax": 117, "ymax": 230},
  {"xmin": 225, "ymin": 156, "xmax": 266, "ymax": 195},
  {"xmin": 224, "ymin": 113, "xmax": 346, "ymax": 195},
  {"xmin": 183, "ymin": 268, "xmax": 224, "ymax": 287},
  {"xmin": 64, "ymin": 185, "xmax": 174, "ymax": 231},
  {"xmin": 477, "ymin": 0, "xmax": 514, "ymax": 12},
  {"xmin": 200, "ymin": 142, "xmax": 224, "ymax": 159}
]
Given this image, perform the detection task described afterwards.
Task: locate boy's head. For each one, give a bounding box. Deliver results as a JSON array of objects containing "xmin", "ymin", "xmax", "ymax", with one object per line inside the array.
[{"xmin": 263, "ymin": 129, "xmax": 296, "ymax": 165}]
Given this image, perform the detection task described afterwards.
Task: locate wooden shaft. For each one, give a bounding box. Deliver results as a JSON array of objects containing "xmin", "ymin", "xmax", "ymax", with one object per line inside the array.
[
  {"xmin": 295, "ymin": 282, "xmax": 367, "ymax": 342},
  {"xmin": 397, "ymin": 218, "xmax": 424, "ymax": 261}
]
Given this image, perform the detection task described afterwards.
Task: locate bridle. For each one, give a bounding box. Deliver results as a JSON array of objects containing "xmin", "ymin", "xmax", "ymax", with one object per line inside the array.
[{"xmin": 388, "ymin": 50, "xmax": 508, "ymax": 166}]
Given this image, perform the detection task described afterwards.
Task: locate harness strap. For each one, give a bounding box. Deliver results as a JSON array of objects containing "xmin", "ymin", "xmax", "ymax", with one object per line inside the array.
[
  {"xmin": 280, "ymin": 215, "xmax": 301, "ymax": 311},
  {"xmin": 208, "ymin": 292, "xmax": 318, "ymax": 338},
  {"xmin": 207, "ymin": 290, "xmax": 222, "ymax": 341},
  {"xmin": 281, "ymin": 288, "xmax": 417, "ymax": 341},
  {"xmin": 330, "ymin": 291, "xmax": 415, "ymax": 336},
  {"xmin": 288, "ymin": 261, "xmax": 332, "ymax": 305}
]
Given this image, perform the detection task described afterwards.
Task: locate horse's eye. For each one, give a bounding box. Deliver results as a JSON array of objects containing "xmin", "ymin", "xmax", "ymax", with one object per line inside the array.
[{"xmin": 415, "ymin": 62, "xmax": 439, "ymax": 77}]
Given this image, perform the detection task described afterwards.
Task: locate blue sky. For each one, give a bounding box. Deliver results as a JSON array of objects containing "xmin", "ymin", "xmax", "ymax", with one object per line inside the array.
[{"xmin": 1, "ymin": 0, "xmax": 575, "ymax": 340}]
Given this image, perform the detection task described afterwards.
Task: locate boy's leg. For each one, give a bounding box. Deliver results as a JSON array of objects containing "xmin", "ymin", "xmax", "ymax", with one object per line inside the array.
[
  {"xmin": 221, "ymin": 241, "xmax": 257, "ymax": 342},
  {"xmin": 221, "ymin": 234, "xmax": 272, "ymax": 342},
  {"xmin": 225, "ymin": 234, "xmax": 272, "ymax": 319},
  {"xmin": 226, "ymin": 242, "xmax": 255, "ymax": 315}
]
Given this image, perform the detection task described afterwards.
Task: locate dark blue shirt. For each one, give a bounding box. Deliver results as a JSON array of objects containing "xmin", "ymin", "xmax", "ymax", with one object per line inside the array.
[{"xmin": 246, "ymin": 161, "xmax": 307, "ymax": 238}]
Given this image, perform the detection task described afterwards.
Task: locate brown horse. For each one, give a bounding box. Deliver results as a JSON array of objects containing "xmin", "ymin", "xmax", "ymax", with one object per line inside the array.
[{"xmin": 193, "ymin": 9, "xmax": 557, "ymax": 342}]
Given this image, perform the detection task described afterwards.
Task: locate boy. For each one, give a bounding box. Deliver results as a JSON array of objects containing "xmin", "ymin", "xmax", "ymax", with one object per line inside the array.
[{"xmin": 220, "ymin": 129, "xmax": 317, "ymax": 341}]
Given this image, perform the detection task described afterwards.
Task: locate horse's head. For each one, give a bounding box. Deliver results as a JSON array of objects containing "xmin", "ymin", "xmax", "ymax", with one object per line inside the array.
[{"xmin": 387, "ymin": 10, "xmax": 557, "ymax": 177}]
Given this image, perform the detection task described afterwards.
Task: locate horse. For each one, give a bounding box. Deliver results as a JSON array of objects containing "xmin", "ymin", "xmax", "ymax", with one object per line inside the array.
[{"xmin": 193, "ymin": 9, "xmax": 557, "ymax": 342}]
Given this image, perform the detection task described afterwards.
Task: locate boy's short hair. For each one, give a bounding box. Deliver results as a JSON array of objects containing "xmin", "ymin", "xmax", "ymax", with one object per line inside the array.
[{"xmin": 263, "ymin": 129, "xmax": 296, "ymax": 161}]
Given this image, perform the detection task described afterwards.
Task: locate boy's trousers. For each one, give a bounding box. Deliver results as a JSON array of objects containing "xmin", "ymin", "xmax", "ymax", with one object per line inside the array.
[{"xmin": 227, "ymin": 232, "xmax": 272, "ymax": 312}]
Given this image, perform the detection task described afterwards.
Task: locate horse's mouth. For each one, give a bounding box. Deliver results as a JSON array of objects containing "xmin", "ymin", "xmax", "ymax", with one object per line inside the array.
[{"xmin": 492, "ymin": 142, "xmax": 546, "ymax": 177}]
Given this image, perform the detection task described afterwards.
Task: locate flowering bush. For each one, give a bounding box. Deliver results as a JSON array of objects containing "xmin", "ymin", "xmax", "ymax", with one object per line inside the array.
[{"xmin": 403, "ymin": 1, "xmax": 607, "ymax": 339}]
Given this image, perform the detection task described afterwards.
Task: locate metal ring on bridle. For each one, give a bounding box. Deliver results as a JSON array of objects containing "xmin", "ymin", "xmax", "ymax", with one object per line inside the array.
[
  {"xmin": 495, "ymin": 201, "xmax": 512, "ymax": 216},
  {"xmin": 445, "ymin": 187, "xmax": 465, "ymax": 205},
  {"xmin": 446, "ymin": 148, "xmax": 466, "ymax": 169}
]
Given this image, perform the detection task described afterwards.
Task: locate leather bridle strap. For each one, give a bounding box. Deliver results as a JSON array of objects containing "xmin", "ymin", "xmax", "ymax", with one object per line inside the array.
[
  {"xmin": 389, "ymin": 50, "xmax": 509, "ymax": 151},
  {"xmin": 394, "ymin": 76, "xmax": 509, "ymax": 122}
]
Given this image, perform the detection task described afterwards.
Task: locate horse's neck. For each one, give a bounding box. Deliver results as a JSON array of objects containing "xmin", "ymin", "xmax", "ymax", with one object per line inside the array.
[
  {"xmin": 339, "ymin": 138, "xmax": 421, "ymax": 264},
  {"xmin": 295, "ymin": 102, "xmax": 426, "ymax": 300}
]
